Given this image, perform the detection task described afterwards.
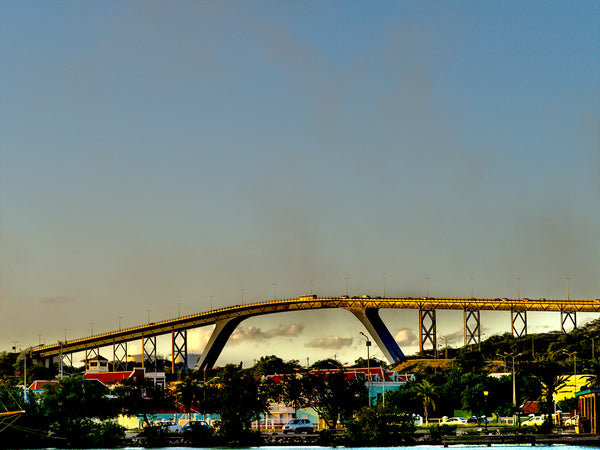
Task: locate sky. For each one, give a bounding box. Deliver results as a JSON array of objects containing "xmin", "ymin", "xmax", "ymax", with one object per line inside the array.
[{"xmin": 1, "ymin": 1, "xmax": 599, "ymax": 367}]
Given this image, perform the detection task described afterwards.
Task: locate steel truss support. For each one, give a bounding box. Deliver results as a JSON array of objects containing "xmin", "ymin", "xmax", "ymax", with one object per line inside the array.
[
  {"xmin": 171, "ymin": 329, "xmax": 188, "ymax": 373},
  {"xmin": 85, "ymin": 347, "xmax": 100, "ymax": 361},
  {"xmin": 464, "ymin": 310, "xmax": 481, "ymax": 347},
  {"xmin": 59, "ymin": 350, "xmax": 73, "ymax": 376},
  {"xmin": 350, "ymin": 309, "xmax": 405, "ymax": 363},
  {"xmin": 142, "ymin": 335, "xmax": 157, "ymax": 371},
  {"xmin": 113, "ymin": 341, "xmax": 128, "ymax": 371},
  {"xmin": 561, "ymin": 311, "xmax": 576, "ymax": 333},
  {"xmin": 419, "ymin": 309, "xmax": 437, "ymax": 354},
  {"xmin": 511, "ymin": 311, "xmax": 527, "ymax": 337}
]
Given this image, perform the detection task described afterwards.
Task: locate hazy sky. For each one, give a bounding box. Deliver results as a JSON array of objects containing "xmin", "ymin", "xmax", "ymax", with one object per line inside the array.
[{"xmin": 1, "ymin": 1, "xmax": 598, "ymax": 366}]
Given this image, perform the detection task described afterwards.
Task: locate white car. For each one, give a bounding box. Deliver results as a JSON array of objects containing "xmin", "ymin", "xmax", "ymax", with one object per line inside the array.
[
  {"xmin": 521, "ymin": 415, "xmax": 546, "ymax": 427},
  {"xmin": 443, "ymin": 417, "xmax": 468, "ymax": 425},
  {"xmin": 282, "ymin": 418, "xmax": 314, "ymax": 434},
  {"xmin": 564, "ymin": 415, "xmax": 578, "ymax": 426}
]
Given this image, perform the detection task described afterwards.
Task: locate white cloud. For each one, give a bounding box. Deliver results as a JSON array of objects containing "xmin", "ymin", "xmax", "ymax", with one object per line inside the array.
[{"xmin": 305, "ymin": 335, "xmax": 353, "ymax": 350}]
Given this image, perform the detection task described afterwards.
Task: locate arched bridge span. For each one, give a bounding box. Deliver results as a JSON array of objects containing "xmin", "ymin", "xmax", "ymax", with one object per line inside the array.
[{"xmin": 30, "ymin": 296, "xmax": 599, "ymax": 371}]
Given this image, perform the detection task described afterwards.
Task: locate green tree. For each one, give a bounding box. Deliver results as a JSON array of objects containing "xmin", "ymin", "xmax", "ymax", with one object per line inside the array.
[
  {"xmin": 173, "ymin": 376, "xmax": 203, "ymax": 416},
  {"xmin": 252, "ymin": 355, "xmax": 302, "ymax": 376},
  {"xmin": 310, "ymin": 358, "xmax": 343, "ymax": 369},
  {"xmin": 524, "ymin": 353, "xmax": 568, "ymax": 428},
  {"xmin": 300, "ymin": 369, "xmax": 366, "ymax": 429},
  {"xmin": 414, "ymin": 379, "xmax": 436, "ymax": 424},
  {"xmin": 40, "ymin": 375, "xmax": 117, "ymax": 446},
  {"xmin": 112, "ymin": 377, "xmax": 172, "ymax": 427},
  {"xmin": 203, "ymin": 364, "xmax": 267, "ymax": 443},
  {"xmin": 345, "ymin": 404, "xmax": 416, "ymax": 446}
]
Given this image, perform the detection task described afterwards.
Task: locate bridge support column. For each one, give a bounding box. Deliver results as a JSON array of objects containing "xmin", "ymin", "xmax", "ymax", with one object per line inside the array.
[
  {"xmin": 561, "ymin": 311, "xmax": 576, "ymax": 333},
  {"xmin": 350, "ymin": 309, "xmax": 405, "ymax": 364},
  {"xmin": 419, "ymin": 309, "xmax": 437, "ymax": 354},
  {"xmin": 171, "ymin": 329, "xmax": 187, "ymax": 373},
  {"xmin": 195, "ymin": 317, "xmax": 245, "ymax": 371},
  {"xmin": 85, "ymin": 347, "xmax": 100, "ymax": 371},
  {"xmin": 511, "ymin": 311, "xmax": 527, "ymax": 337},
  {"xmin": 113, "ymin": 341, "xmax": 128, "ymax": 371},
  {"xmin": 464, "ymin": 310, "xmax": 481, "ymax": 347},
  {"xmin": 59, "ymin": 349, "xmax": 73, "ymax": 377},
  {"xmin": 142, "ymin": 336, "xmax": 157, "ymax": 372}
]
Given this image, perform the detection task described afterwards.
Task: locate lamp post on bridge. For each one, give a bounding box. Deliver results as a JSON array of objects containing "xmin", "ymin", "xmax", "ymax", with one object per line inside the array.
[{"xmin": 359, "ymin": 332, "xmax": 371, "ymax": 406}]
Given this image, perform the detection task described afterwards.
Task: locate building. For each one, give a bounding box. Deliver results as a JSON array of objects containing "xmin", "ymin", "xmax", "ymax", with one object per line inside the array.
[
  {"xmin": 84, "ymin": 355, "xmax": 166, "ymax": 388},
  {"xmin": 576, "ymin": 388, "xmax": 600, "ymax": 434}
]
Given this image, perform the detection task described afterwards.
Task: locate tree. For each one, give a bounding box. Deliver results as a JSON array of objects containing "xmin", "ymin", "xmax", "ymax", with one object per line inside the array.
[
  {"xmin": 252, "ymin": 355, "xmax": 302, "ymax": 376},
  {"xmin": 41, "ymin": 375, "xmax": 119, "ymax": 447},
  {"xmin": 173, "ymin": 376, "xmax": 203, "ymax": 416},
  {"xmin": 414, "ymin": 379, "xmax": 436, "ymax": 424},
  {"xmin": 203, "ymin": 364, "xmax": 268, "ymax": 443},
  {"xmin": 112, "ymin": 377, "xmax": 172, "ymax": 427},
  {"xmin": 300, "ymin": 369, "xmax": 366, "ymax": 429},
  {"xmin": 310, "ymin": 358, "xmax": 343, "ymax": 370},
  {"xmin": 267, "ymin": 373, "xmax": 306, "ymax": 410},
  {"xmin": 345, "ymin": 404, "xmax": 416, "ymax": 446},
  {"xmin": 524, "ymin": 353, "xmax": 568, "ymax": 429}
]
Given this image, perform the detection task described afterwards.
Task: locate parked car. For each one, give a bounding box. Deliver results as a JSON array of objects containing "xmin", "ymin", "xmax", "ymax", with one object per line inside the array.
[
  {"xmin": 180, "ymin": 420, "xmax": 209, "ymax": 433},
  {"xmin": 521, "ymin": 415, "xmax": 546, "ymax": 427},
  {"xmin": 564, "ymin": 415, "xmax": 579, "ymax": 426},
  {"xmin": 282, "ymin": 418, "xmax": 313, "ymax": 434},
  {"xmin": 443, "ymin": 417, "xmax": 468, "ymax": 425}
]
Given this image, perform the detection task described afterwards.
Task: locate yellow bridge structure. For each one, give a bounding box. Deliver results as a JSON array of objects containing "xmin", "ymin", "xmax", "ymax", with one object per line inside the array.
[{"xmin": 29, "ymin": 296, "xmax": 600, "ymax": 372}]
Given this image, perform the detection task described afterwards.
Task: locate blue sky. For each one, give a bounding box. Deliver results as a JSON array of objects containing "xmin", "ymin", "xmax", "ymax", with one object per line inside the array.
[{"xmin": 1, "ymin": 1, "xmax": 598, "ymax": 365}]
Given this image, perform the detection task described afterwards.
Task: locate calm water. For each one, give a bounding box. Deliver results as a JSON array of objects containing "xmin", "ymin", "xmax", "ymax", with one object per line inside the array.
[{"xmin": 87, "ymin": 446, "xmax": 593, "ymax": 450}]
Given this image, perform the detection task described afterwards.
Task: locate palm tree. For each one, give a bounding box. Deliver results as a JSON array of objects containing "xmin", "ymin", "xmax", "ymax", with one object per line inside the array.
[
  {"xmin": 174, "ymin": 376, "xmax": 203, "ymax": 418},
  {"xmin": 414, "ymin": 380, "xmax": 436, "ymax": 424}
]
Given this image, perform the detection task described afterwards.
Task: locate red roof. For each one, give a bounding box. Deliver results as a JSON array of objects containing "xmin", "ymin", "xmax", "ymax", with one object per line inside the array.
[
  {"xmin": 28, "ymin": 380, "xmax": 57, "ymax": 390},
  {"xmin": 85, "ymin": 368, "xmax": 145, "ymax": 386}
]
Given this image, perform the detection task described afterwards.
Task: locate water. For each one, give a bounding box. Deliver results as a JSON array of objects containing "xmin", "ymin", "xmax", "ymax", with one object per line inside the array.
[{"xmin": 94, "ymin": 446, "xmax": 592, "ymax": 450}]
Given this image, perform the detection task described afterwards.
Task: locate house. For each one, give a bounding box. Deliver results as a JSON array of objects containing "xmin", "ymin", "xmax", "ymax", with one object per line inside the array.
[
  {"xmin": 576, "ymin": 388, "xmax": 600, "ymax": 434},
  {"xmin": 84, "ymin": 355, "xmax": 166, "ymax": 388},
  {"xmin": 309, "ymin": 367, "xmax": 415, "ymax": 406}
]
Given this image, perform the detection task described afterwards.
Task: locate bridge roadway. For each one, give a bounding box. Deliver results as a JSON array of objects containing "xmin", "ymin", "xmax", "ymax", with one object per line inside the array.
[{"xmin": 30, "ymin": 296, "xmax": 600, "ymax": 369}]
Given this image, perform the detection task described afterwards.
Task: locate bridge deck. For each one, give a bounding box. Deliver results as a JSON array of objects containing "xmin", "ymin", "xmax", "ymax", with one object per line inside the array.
[{"xmin": 31, "ymin": 296, "xmax": 599, "ymax": 358}]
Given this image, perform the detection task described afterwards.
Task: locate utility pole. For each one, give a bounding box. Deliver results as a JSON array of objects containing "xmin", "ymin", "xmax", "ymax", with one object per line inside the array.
[{"xmin": 360, "ymin": 332, "xmax": 371, "ymax": 406}]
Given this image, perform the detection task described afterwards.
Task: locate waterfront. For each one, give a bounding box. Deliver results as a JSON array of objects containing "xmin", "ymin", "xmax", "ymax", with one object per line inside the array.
[{"xmin": 43, "ymin": 446, "xmax": 598, "ymax": 450}]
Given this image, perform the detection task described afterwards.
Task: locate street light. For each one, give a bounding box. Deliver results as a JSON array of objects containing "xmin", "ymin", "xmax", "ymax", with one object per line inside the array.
[
  {"xmin": 563, "ymin": 350, "xmax": 577, "ymax": 394},
  {"xmin": 359, "ymin": 332, "xmax": 371, "ymax": 406},
  {"xmin": 483, "ymin": 390, "xmax": 489, "ymax": 431},
  {"xmin": 501, "ymin": 352, "xmax": 523, "ymax": 407}
]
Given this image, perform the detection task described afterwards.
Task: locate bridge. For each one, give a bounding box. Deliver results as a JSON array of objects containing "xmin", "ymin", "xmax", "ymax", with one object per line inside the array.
[{"xmin": 29, "ymin": 295, "xmax": 600, "ymax": 372}]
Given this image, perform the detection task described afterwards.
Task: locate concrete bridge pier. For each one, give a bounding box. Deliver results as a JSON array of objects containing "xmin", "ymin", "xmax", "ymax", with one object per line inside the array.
[
  {"xmin": 350, "ymin": 308, "xmax": 405, "ymax": 364},
  {"xmin": 195, "ymin": 317, "xmax": 245, "ymax": 371}
]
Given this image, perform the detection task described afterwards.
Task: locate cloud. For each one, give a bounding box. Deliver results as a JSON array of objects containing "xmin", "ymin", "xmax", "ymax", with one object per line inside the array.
[
  {"xmin": 229, "ymin": 323, "xmax": 304, "ymax": 345},
  {"xmin": 394, "ymin": 328, "xmax": 418, "ymax": 346},
  {"xmin": 264, "ymin": 323, "xmax": 305, "ymax": 338},
  {"xmin": 439, "ymin": 329, "xmax": 464, "ymax": 346},
  {"xmin": 40, "ymin": 296, "xmax": 73, "ymax": 305},
  {"xmin": 305, "ymin": 336, "xmax": 353, "ymax": 350}
]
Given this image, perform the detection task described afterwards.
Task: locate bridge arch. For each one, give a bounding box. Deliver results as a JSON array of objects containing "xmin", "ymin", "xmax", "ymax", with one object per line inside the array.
[{"xmin": 31, "ymin": 296, "xmax": 597, "ymax": 370}]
